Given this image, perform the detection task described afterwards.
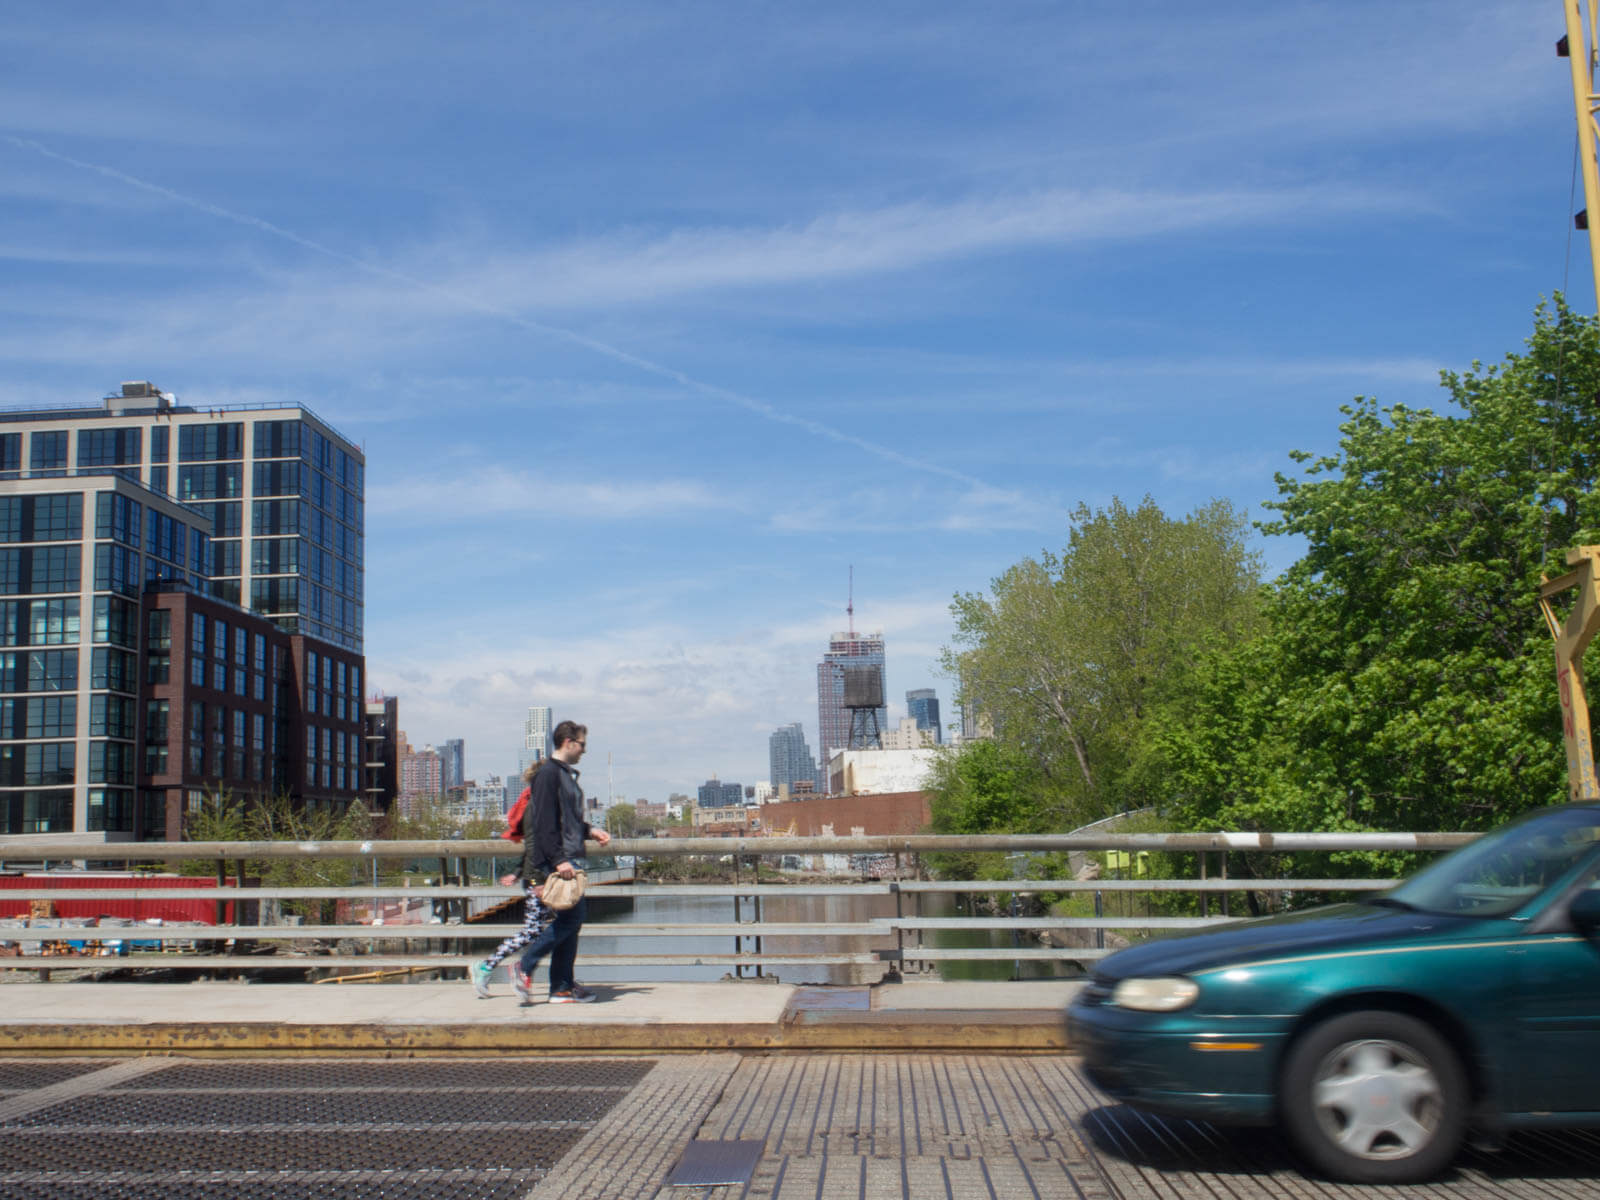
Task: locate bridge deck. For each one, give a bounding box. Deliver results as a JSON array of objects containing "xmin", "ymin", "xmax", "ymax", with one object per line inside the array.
[{"xmin": 2, "ymin": 1051, "xmax": 1597, "ymax": 1199}]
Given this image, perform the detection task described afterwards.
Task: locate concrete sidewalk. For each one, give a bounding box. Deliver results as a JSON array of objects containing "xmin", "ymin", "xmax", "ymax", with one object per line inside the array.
[{"xmin": 0, "ymin": 978, "xmax": 1080, "ymax": 1053}]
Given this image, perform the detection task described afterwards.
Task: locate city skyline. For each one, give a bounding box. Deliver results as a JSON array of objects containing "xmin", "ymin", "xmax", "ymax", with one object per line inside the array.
[{"xmin": 0, "ymin": 3, "xmax": 1574, "ymax": 798}]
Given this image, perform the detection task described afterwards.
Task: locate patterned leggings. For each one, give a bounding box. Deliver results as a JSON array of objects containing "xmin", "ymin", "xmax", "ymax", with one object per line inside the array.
[{"xmin": 484, "ymin": 881, "xmax": 552, "ymax": 970}]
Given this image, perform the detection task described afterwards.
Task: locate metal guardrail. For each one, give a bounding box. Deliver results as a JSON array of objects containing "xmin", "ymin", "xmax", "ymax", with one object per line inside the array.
[{"xmin": 0, "ymin": 832, "xmax": 1472, "ymax": 979}]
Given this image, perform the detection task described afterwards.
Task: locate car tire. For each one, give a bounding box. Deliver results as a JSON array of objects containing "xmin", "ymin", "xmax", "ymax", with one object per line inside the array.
[{"xmin": 1279, "ymin": 1010, "xmax": 1466, "ymax": 1184}]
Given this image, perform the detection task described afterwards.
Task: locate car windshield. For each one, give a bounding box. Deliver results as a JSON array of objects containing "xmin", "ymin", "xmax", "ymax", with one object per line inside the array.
[{"xmin": 1382, "ymin": 807, "xmax": 1600, "ymax": 918}]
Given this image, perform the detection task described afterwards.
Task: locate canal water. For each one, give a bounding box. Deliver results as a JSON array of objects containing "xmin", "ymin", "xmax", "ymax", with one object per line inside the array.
[{"xmin": 576, "ymin": 890, "xmax": 1088, "ymax": 986}]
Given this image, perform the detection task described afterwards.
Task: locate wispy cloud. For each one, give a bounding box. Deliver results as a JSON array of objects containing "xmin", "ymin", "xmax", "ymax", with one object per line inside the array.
[
  {"xmin": 366, "ymin": 464, "xmax": 728, "ymax": 523},
  {"xmin": 420, "ymin": 184, "xmax": 1429, "ymax": 312}
]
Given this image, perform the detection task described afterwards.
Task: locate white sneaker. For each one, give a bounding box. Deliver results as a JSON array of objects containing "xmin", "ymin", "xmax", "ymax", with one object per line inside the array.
[{"xmin": 470, "ymin": 960, "xmax": 493, "ymax": 999}]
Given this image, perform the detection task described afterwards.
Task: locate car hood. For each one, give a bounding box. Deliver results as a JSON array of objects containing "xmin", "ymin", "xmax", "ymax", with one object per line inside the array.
[{"xmin": 1094, "ymin": 902, "xmax": 1480, "ymax": 981}]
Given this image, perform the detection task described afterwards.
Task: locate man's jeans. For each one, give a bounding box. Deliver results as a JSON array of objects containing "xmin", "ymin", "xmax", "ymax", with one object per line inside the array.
[{"xmin": 518, "ymin": 895, "xmax": 587, "ymax": 994}]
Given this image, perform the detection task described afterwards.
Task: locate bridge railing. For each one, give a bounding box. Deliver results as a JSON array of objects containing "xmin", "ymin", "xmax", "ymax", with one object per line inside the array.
[{"xmin": 0, "ymin": 832, "xmax": 1477, "ymax": 979}]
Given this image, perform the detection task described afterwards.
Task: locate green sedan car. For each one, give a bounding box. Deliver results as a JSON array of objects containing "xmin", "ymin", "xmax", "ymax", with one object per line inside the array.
[{"xmin": 1066, "ymin": 803, "xmax": 1600, "ymax": 1183}]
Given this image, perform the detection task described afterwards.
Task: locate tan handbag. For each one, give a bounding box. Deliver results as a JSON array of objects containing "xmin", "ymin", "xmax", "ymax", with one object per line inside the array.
[{"xmin": 540, "ymin": 870, "xmax": 587, "ymax": 911}]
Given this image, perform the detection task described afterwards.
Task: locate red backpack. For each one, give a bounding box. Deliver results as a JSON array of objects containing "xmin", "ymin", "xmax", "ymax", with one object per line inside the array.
[{"xmin": 502, "ymin": 787, "xmax": 531, "ymax": 841}]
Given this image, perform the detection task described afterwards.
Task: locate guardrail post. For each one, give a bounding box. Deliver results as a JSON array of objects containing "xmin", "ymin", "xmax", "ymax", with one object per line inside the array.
[
  {"xmin": 733, "ymin": 856, "xmax": 762, "ymax": 979},
  {"xmin": 1221, "ymin": 852, "xmax": 1229, "ymax": 918},
  {"xmin": 1199, "ymin": 851, "xmax": 1208, "ymax": 917}
]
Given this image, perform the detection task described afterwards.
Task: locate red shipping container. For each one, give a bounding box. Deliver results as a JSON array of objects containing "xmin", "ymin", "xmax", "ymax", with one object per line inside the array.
[{"xmin": 0, "ymin": 874, "xmax": 237, "ymax": 924}]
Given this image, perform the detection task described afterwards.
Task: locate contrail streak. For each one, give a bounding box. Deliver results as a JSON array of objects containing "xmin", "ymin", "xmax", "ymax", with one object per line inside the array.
[{"xmin": 5, "ymin": 133, "xmax": 996, "ymax": 491}]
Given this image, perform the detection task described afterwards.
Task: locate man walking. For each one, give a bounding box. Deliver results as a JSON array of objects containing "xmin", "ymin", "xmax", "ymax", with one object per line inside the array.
[{"xmin": 472, "ymin": 720, "xmax": 610, "ymax": 1003}]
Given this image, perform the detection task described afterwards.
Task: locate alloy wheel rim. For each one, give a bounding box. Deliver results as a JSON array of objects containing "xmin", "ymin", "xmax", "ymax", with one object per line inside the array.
[{"xmin": 1309, "ymin": 1037, "xmax": 1443, "ymax": 1161}]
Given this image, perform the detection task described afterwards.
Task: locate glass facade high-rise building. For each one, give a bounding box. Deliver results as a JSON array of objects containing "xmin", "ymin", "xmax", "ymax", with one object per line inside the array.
[
  {"xmin": 518, "ymin": 705, "xmax": 552, "ymax": 783},
  {"xmin": 0, "ymin": 383, "xmax": 371, "ymax": 844},
  {"xmin": 768, "ymin": 722, "xmax": 819, "ymax": 795},
  {"xmin": 439, "ymin": 737, "xmax": 465, "ymax": 792},
  {"xmin": 817, "ymin": 629, "xmax": 886, "ymax": 774},
  {"xmin": 906, "ymin": 689, "xmax": 941, "ymax": 744}
]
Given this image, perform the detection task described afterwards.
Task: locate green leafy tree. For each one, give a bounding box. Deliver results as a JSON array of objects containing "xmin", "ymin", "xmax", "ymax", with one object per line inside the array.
[
  {"xmin": 924, "ymin": 740, "xmax": 1055, "ymax": 879},
  {"xmin": 1156, "ymin": 299, "xmax": 1600, "ymax": 849},
  {"xmin": 182, "ymin": 790, "xmax": 375, "ymax": 920},
  {"xmin": 944, "ymin": 495, "xmax": 1261, "ymax": 823},
  {"xmin": 604, "ymin": 802, "xmax": 640, "ymax": 837}
]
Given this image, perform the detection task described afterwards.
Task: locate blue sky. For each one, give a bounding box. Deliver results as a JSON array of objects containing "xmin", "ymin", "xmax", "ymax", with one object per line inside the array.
[{"xmin": 0, "ymin": 1, "xmax": 1582, "ymax": 801}]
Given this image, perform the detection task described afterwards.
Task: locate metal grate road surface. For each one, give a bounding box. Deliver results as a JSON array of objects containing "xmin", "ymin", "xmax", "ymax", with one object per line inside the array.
[
  {"xmin": 653, "ymin": 1054, "xmax": 1600, "ymax": 1200},
  {"xmin": 0, "ymin": 1055, "xmax": 653, "ymax": 1200}
]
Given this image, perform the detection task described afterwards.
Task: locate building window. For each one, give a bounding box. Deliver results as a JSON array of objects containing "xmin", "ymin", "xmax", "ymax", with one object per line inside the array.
[
  {"xmin": 0, "ymin": 650, "xmax": 77, "ymax": 693},
  {"xmin": 0, "ymin": 598, "xmax": 80, "ymax": 647},
  {"xmin": 251, "ymin": 499, "xmax": 302, "ymax": 535},
  {"xmin": 146, "ymin": 608, "xmax": 170, "ymax": 683},
  {"xmin": 77, "ymin": 428, "xmax": 142, "ymax": 468},
  {"xmin": 91, "ymin": 543, "xmax": 138, "ymax": 596},
  {"xmin": 252, "ymin": 460, "xmax": 300, "ymax": 497},
  {"xmin": 213, "ymin": 619, "xmax": 227, "ymax": 658},
  {"xmin": 92, "ymin": 596, "xmax": 138, "ymax": 647},
  {"xmin": 253, "ymin": 420, "xmax": 300, "ymax": 459},
  {"xmin": 233, "ymin": 668, "xmax": 245, "ymax": 696},
  {"xmin": 213, "ymin": 662, "xmax": 226, "ymax": 691},
  {"xmin": 146, "ymin": 699, "xmax": 169, "ymax": 744},
  {"xmin": 190, "ymin": 655, "xmax": 204, "ymax": 686},
  {"xmin": 90, "ymin": 694, "xmax": 135, "ymax": 739},
  {"xmin": 148, "ymin": 466, "xmax": 168, "ymax": 495},
  {"xmin": 0, "ymin": 495, "xmax": 83, "ymax": 543},
  {"xmin": 29, "ymin": 431, "xmax": 68, "ymax": 474},
  {"xmin": 94, "ymin": 492, "xmax": 142, "ymax": 545},
  {"xmin": 151, "ymin": 426, "xmax": 169, "ymax": 462},
  {"xmin": 91, "ymin": 647, "xmax": 136, "ymax": 692},
  {"xmin": 176, "ymin": 463, "xmax": 242, "ymax": 501},
  {"xmin": 178, "ymin": 423, "xmax": 243, "ymax": 462},
  {"xmin": 201, "ymin": 502, "xmax": 241, "ymax": 538},
  {"xmin": 0, "ymin": 742, "xmax": 76, "ymax": 787},
  {"xmin": 88, "ymin": 742, "xmax": 134, "ymax": 786},
  {"xmin": 0, "ymin": 696, "xmax": 75, "ymax": 738},
  {"xmin": 87, "ymin": 789, "xmax": 135, "ymax": 832},
  {"xmin": 0, "ymin": 547, "xmax": 82, "ymax": 594},
  {"xmin": 0, "ymin": 433, "xmax": 20, "ymax": 475}
]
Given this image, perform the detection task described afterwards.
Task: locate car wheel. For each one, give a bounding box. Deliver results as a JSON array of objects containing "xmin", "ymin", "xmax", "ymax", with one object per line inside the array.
[{"xmin": 1280, "ymin": 1010, "xmax": 1466, "ymax": 1184}]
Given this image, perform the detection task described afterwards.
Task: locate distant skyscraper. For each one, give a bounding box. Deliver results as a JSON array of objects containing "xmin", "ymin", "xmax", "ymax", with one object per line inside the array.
[
  {"xmin": 525, "ymin": 706, "xmax": 552, "ymax": 758},
  {"xmin": 439, "ymin": 738, "xmax": 465, "ymax": 792},
  {"xmin": 906, "ymin": 689, "xmax": 941, "ymax": 744},
  {"xmin": 769, "ymin": 723, "xmax": 819, "ymax": 795},
  {"xmin": 518, "ymin": 705, "xmax": 552, "ymax": 782},
  {"xmin": 817, "ymin": 629, "xmax": 886, "ymax": 770},
  {"xmin": 400, "ymin": 744, "xmax": 443, "ymax": 810}
]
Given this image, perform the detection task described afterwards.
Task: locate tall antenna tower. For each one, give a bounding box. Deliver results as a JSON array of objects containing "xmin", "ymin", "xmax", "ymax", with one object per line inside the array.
[{"xmin": 847, "ymin": 564, "xmax": 854, "ymax": 636}]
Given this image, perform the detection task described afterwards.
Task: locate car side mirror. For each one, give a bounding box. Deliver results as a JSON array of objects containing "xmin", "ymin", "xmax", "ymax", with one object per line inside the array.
[{"xmin": 1569, "ymin": 889, "xmax": 1600, "ymax": 936}]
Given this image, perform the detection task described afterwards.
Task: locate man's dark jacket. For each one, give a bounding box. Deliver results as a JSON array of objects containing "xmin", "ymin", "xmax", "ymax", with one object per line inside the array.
[{"xmin": 519, "ymin": 758, "xmax": 591, "ymax": 884}]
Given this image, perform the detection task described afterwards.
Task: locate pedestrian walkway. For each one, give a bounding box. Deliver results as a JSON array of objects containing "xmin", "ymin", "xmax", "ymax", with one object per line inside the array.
[{"xmin": 0, "ymin": 978, "xmax": 1077, "ymax": 1053}]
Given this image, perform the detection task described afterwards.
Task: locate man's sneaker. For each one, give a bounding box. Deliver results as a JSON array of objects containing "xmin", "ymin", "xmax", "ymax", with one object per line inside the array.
[
  {"xmin": 548, "ymin": 987, "xmax": 597, "ymax": 1004},
  {"xmin": 470, "ymin": 960, "xmax": 493, "ymax": 999},
  {"xmin": 512, "ymin": 966, "xmax": 535, "ymax": 1004}
]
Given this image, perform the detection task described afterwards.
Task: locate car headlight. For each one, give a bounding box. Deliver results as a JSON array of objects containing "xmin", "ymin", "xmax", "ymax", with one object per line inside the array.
[{"xmin": 1111, "ymin": 976, "xmax": 1199, "ymax": 1012}]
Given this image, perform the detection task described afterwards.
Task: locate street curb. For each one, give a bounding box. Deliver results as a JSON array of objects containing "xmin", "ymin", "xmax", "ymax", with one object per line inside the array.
[{"xmin": 0, "ymin": 1012, "xmax": 1070, "ymax": 1054}]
